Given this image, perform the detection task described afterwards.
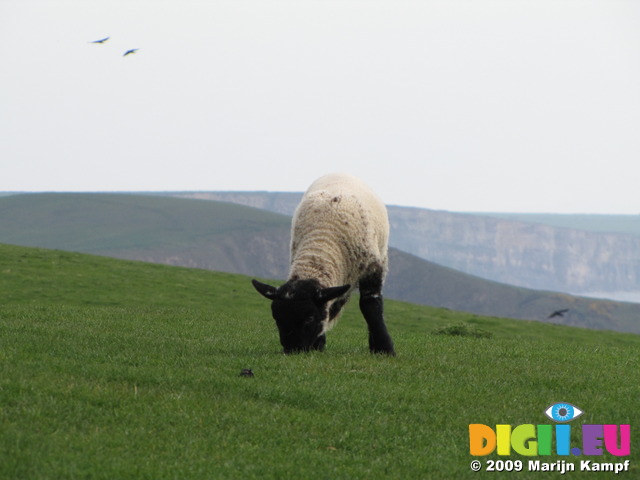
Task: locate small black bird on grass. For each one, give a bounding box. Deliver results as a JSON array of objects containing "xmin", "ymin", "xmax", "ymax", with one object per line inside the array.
[{"xmin": 548, "ymin": 309, "xmax": 569, "ymax": 319}]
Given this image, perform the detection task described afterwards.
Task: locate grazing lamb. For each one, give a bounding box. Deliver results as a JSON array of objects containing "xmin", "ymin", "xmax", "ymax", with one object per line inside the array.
[{"xmin": 252, "ymin": 173, "xmax": 395, "ymax": 355}]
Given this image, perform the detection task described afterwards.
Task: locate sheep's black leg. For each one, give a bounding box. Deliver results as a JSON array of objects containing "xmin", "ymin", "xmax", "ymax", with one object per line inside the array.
[
  {"xmin": 360, "ymin": 294, "xmax": 395, "ymax": 355},
  {"xmin": 359, "ymin": 268, "xmax": 395, "ymax": 355}
]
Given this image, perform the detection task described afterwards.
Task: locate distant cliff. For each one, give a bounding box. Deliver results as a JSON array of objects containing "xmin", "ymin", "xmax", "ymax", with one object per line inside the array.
[
  {"xmin": 387, "ymin": 206, "xmax": 640, "ymax": 294},
  {"xmin": 173, "ymin": 192, "xmax": 640, "ymax": 297}
]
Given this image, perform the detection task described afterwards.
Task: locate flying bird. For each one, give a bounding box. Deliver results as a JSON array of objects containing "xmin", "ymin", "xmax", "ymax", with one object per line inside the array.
[
  {"xmin": 89, "ymin": 37, "xmax": 110, "ymax": 44},
  {"xmin": 548, "ymin": 309, "xmax": 569, "ymax": 319},
  {"xmin": 123, "ymin": 48, "xmax": 139, "ymax": 57}
]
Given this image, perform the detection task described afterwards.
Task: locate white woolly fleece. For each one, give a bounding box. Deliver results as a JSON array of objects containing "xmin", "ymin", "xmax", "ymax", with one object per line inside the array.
[{"xmin": 288, "ymin": 172, "xmax": 390, "ymax": 296}]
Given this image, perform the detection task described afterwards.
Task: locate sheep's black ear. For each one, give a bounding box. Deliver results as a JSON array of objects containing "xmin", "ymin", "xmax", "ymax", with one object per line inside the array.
[
  {"xmin": 252, "ymin": 279, "xmax": 278, "ymax": 300},
  {"xmin": 318, "ymin": 284, "xmax": 350, "ymax": 303}
]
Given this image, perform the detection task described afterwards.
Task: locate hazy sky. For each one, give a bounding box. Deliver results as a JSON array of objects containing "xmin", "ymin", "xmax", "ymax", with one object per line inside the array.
[{"xmin": 2, "ymin": 0, "xmax": 639, "ymax": 213}]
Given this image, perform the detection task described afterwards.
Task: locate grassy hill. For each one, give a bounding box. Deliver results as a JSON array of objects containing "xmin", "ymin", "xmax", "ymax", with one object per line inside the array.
[
  {"xmin": 0, "ymin": 192, "xmax": 291, "ymax": 251},
  {"xmin": 1, "ymin": 193, "xmax": 639, "ymax": 334},
  {"xmin": 0, "ymin": 192, "xmax": 292, "ymax": 279},
  {"xmin": 1, "ymin": 244, "xmax": 639, "ymax": 479}
]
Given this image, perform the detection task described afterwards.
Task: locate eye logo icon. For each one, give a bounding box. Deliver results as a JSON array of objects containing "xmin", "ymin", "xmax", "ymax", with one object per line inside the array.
[{"xmin": 544, "ymin": 402, "xmax": 584, "ymax": 422}]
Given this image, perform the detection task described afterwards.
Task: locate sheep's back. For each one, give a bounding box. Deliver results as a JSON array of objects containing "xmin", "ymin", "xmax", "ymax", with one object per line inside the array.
[{"xmin": 290, "ymin": 173, "xmax": 389, "ymax": 286}]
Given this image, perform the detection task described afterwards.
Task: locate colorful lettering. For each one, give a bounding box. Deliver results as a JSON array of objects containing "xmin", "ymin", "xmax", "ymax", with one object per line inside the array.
[
  {"xmin": 582, "ymin": 425, "xmax": 604, "ymax": 455},
  {"xmin": 604, "ymin": 424, "xmax": 630, "ymax": 457},
  {"xmin": 511, "ymin": 424, "xmax": 537, "ymax": 456},
  {"xmin": 556, "ymin": 424, "xmax": 571, "ymax": 455},
  {"xmin": 496, "ymin": 424, "xmax": 511, "ymax": 455},
  {"xmin": 468, "ymin": 423, "xmax": 630, "ymax": 457},
  {"xmin": 537, "ymin": 424, "xmax": 552, "ymax": 455},
  {"xmin": 469, "ymin": 424, "xmax": 496, "ymax": 456}
]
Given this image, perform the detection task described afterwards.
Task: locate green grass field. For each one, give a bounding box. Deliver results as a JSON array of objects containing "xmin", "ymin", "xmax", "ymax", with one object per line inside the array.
[{"xmin": 1, "ymin": 244, "xmax": 638, "ymax": 479}]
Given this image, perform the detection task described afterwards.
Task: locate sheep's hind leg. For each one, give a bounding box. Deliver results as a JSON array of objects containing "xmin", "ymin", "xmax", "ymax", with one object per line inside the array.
[{"xmin": 359, "ymin": 269, "xmax": 395, "ymax": 355}]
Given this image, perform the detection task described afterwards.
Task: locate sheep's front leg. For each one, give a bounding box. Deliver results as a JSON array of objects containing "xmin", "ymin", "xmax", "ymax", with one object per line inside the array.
[{"xmin": 359, "ymin": 270, "xmax": 395, "ymax": 355}]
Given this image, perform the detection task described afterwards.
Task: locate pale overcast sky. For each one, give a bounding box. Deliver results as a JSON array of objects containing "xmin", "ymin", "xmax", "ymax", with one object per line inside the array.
[{"xmin": 1, "ymin": 0, "xmax": 639, "ymax": 213}]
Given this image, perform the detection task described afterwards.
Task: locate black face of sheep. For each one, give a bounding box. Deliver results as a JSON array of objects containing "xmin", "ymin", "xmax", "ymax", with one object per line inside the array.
[{"xmin": 252, "ymin": 279, "xmax": 350, "ymax": 354}]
